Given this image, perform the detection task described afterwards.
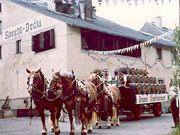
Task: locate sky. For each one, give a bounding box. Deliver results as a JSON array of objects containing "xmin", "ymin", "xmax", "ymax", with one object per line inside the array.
[{"xmin": 92, "ymin": 0, "xmax": 179, "ymax": 30}]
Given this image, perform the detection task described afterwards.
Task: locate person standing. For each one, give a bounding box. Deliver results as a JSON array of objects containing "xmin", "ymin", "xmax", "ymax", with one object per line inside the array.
[
  {"xmin": 102, "ymin": 68, "xmax": 112, "ymax": 83},
  {"xmin": 115, "ymin": 68, "xmax": 127, "ymax": 88},
  {"xmin": 169, "ymin": 82, "xmax": 179, "ymax": 128}
]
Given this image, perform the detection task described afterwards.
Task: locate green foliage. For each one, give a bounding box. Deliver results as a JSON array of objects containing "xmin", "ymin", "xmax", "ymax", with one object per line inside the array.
[
  {"xmin": 171, "ymin": 125, "xmax": 180, "ymax": 135},
  {"xmin": 171, "ymin": 27, "xmax": 180, "ymax": 93}
]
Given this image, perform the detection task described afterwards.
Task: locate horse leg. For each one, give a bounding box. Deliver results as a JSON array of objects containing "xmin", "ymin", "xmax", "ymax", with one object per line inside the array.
[
  {"xmin": 54, "ymin": 108, "xmax": 61, "ymax": 134},
  {"xmin": 87, "ymin": 116, "xmax": 93, "ymax": 133},
  {"xmin": 69, "ymin": 112, "xmax": 75, "ymax": 135},
  {"xmin": 97, "ymin": 114, "xmax": 102, "ymax": 129},
  {"xmin": 111, "ymin": 107, "xmax": 115, "ymax": 126},
  {"xmin": 81, "ymin": 114, "xmax": 87, "ymax": 135},
  {"xmin": 115, "ymin": 106, "xmax": 120, "ymax": 126},
  {"xmin": 38, "ymin": 110, "xmax": 47, "ymax": 134}
]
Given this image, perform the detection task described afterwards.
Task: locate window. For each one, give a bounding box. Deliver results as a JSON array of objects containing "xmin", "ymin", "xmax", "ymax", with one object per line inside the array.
[
  {"xmin": 158, "ymin": 79, "xmax": 164, "ymax": 84},
  {"xmin": 0, "ymin": 46, "xmax": 1, "ymax": 59},
  {"xmin": 81, "ymin": 28, "xmax": 141, "ymax": 58},
  {"xmin": 16, "ymin": 40, "xmax": 21, "ymax": 54},
  {"xmin": 0, "ymin": 21, "xmax": 2, "ymax": 34},
  {"xmin": 156, "ymin": 48, "xmax": 162, "ymax": 60},
  {"xmin": 32, "ymin": 29, "xmax": 55, "ymax": 53}
]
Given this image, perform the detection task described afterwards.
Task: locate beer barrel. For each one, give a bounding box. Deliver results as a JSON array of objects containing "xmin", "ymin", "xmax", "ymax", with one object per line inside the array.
[
  {"xmin": 151, "ymin": 84, "xmax": 156, "ymax": 94},
  {"xmin": 134, "ymin": 75, "xmax": 141, "ymax": 83},
  {"xmin": 141, "ymin": 84, "xmax": 147, "ymax": 94},
  {"xmin": 135, "ymin": 68, "xmax": 140, "ymax": 75},
  {"xmin": 155, "ymin": 84, "xmax": 160, "ymax": 94},
  {"xmin": 145, "ymin": 76, "xmax": 149, "ymax": 83},
  {"xmin": 144, "ymin": 70, "xmax": 149, "ymax": 76},
  {"xmin": 128, "ymin": 83, "xmax": 142, "ymax": 94},
  {"xmin": 119, "ymin": 67, "xmax": 131, "ymax": 74},
  {"xmin": 130, "ymin": 68, "xmax": 136, "ymax": 75},
  {"xmin": 145, "ymin": 83, "xmax": 151, "ymax": 94},
  {"xmin": 127, "ymin": 75, "xmax": 136, "ymax": 83},
  {"xmin": 152, "ymin": 77, "xmax": 157, "ymax": 84},
  {"xmin": 139, "ymin": 69, "xmax": 144, "ymax": 75}
]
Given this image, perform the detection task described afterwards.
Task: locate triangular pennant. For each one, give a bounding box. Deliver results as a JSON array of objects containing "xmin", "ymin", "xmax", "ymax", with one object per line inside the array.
[
  {"xmin": 120, "ymin": 0, "xmax": 125, "ymax": 5},
  {"xmin": 105, "ymin": 0, "xmax": 109, "ymax": 5},
  {"xmin": 134, "ymin": 0, "xmax": 138, "ymax": 6},
  {"xmin": 142, "ymin": 0, "xmax": 145, "ymax": 4},
  {"xmin": 127, "ymin": 0, "xmax": 131, "ymax": 5},
  {"xmin": 98, "ymin": 0, "xmax": 102, "ymax": 6},
  {"xmin": 113, "ymin": 0, "xmax": 118, "ymax": 5},
  {"xmin": 161, "ymin": 0, "xmax": 164, "ymax": 4},
  {"xmin": 155, "ymin": 0, "xmax": 158, "ymax": 5}
]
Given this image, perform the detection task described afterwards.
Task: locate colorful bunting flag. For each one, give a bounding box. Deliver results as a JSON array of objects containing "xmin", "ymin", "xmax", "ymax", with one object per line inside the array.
[{"xmin": 113, "ymin": 0, "xmax": 118, "ymax": 5}]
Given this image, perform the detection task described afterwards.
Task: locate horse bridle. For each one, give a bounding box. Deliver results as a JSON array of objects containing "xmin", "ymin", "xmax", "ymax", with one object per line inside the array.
[
  {"xmin": 27, "ymin": 72, "xmax": 46, "ymax": 101},
  {"xmin": 92, "ymin": 75, "xmax": 106, "ymax": 97}
]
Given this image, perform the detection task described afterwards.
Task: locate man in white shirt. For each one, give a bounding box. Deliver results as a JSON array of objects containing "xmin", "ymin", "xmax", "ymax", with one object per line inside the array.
[
  {"xmin": 169, "ymin": 82, "xmax": 179, "ymax": 128},
  {"xmin": 102, "ymin": 68, "xmax": 112, "ymax": 83},
  {"xmin": 115, "ymin": 68, "xmax": 127, "ymax": 88}
]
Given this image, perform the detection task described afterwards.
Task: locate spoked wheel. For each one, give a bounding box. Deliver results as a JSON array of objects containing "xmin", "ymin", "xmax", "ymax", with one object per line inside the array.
[
  {"xmin": 153, "ymin": 103, "xmax": 162, "ymax": 117},
  {"xmin": 132, "ymin": 104, "xmax": 141, "ymax": 120}
]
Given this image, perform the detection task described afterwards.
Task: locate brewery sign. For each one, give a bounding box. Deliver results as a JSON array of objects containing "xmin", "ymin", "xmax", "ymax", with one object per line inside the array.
[{"xmin": 3, "ymin": 16, "xmax": 43, "ymax": 41}]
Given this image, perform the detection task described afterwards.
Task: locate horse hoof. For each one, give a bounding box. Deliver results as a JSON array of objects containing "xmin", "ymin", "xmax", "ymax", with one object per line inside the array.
[
  {"xmin": 97, "ymin": 125, "xmax": 102, "ymax": 129},
  {"xmin": 55, "ymin": 130, "xmax": 60, "ymax": 135},
  {"xmin": 106, "ymin": 125, "xmax": 111, "ymax": 129},
  {"xmin": 87, "ymin": 129, "xmax": 92, "ymax": 134},
  {"xmin": 70, "ymin": 132, "xmax": 75, "ymax": 135},
  {"xmin": 51, "ymin": 128, "xmax": 54, "ymax": 132},
  {"xmin": 81, "ymin": 132, "xmax": 87, "ymax": 135},
  {"xmin": 111, "ymin": 123, "xmax": 114, "ymax": 126},
  {"xmin": 116, "ymin": 123, "xmax": 120, "ymax": 126}
]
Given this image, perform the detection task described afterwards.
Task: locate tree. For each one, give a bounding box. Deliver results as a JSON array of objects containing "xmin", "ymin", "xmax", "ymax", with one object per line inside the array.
[{"xmin": 171, "ymin": 26, "xmax": 180, "ymax": 94}]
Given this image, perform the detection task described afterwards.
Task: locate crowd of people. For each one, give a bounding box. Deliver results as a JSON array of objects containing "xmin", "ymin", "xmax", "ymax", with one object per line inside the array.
[{"xmin": 101, "ymin": 68, "xmax": 127, "ymax": 88}]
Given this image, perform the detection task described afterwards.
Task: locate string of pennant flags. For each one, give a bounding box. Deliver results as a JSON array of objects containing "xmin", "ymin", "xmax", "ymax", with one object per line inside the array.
[
  {"xmin": 90, "ymin": 54, "xmax": 173, "ymax": 70},
  {"xmin": 88, "ymin": 29, "xmax": 174, "ymax": 55},
  {"xmin": 96, "ymin": 0, "xmax": 177, "ymax": 6},
  {"xmin": 72, "ymin": 0, "xmax": 177, "ymax": 7}
]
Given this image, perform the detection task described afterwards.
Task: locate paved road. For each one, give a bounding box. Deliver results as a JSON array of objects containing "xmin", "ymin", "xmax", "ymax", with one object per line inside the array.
[{"xmin": 0, "ymin": 113, "xmax": 175, "ymax": 135}]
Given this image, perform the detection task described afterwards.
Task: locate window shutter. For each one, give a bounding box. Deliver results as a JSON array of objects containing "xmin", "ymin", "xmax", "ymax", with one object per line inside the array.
[
  {"xmin": 40, "ymin": 32, "xmax": 44, "ymax": 49},
  {"xmin": 50, "ymin": 29, "xmax": 55, "ymax": 47},
  {"xmin": 32, "ymin": 36, "xmax": 35, "ymax": 51}
]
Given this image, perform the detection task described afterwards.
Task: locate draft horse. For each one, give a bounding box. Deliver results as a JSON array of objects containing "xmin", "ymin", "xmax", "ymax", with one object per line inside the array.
[
  {"xmin": 88, "ymin": 72, "xmax": 121, "ymax": 129},
  {"xmin": 49, "ymin": 70, "xmax": 97, "ymax": 135},
  {"xmin": 26, "ymin": 68, "xmax": 62, "ymax": 135}
]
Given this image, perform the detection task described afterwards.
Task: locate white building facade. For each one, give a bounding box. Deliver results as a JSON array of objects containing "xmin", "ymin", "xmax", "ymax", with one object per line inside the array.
[{"xmin": 0, "ymin": 0, "xmax": 174, "ymax": 110}]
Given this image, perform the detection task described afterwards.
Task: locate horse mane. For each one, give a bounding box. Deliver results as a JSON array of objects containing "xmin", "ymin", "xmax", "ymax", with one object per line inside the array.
[
  {"xmin": 58, "ymin": 71, "xmax": 75, "ymax": 79},
  {"xmin": 92, "ymin": 68, "xmax": 103, "ymax": 77},
  {"xmin": 39, "ymin": 70, "xmax": 46, "ymax": 89}
]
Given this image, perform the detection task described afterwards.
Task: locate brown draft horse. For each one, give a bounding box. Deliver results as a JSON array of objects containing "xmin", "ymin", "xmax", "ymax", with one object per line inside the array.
[
  {"xmin": 88, "ymin": 72, "xmax": 121, "ymax": 129},
  {"xmin": 26, "ymin": 68, "xmax": 62, "ymax": 135},
  {"xmin": 49, "ymin": 70, "xmax": 97, "ymax": 135}
]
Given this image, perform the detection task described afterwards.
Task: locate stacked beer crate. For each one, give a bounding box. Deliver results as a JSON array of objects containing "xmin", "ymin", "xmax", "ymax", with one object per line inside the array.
[{"xmin": 117, "ymin": 67, "xmax": 167, "ymax": 95}]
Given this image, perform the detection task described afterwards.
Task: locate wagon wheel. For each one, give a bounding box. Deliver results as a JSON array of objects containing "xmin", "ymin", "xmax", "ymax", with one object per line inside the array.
[
  {"xmin": 132, "ymin": 104, "xmax": 141, "ymax": 120},
  {"xmin": 153, "ymin": 103, "xmax": 162, "ymax": 117}
]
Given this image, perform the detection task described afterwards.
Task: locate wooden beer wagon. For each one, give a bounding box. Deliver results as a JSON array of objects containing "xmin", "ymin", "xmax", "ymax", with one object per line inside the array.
[{"xmin": 111, "ymin": 67, "xmax": 168, "ymax": 120}]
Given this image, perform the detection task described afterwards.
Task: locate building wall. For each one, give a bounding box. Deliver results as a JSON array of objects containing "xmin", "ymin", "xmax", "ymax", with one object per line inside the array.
[
  {"xmin": 0, "ymin": 0, "xmax": 174, "ymax": 110},
  {"xmin": 0, "ymin": 0, "xmax": 69, "ymax": 104},
  {"xmin": 67, "ymin": 24, "xmax": 174, "ymax": 89}
]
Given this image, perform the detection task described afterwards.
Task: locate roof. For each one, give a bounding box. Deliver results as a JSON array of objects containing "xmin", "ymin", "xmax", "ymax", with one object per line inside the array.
[
  {"xmin": 140, "ymin": 22, "xmax": 174, "ymax": 46},
  {"xmin": 9, "ymin": 0, "xmax": 174, "ymax": 47}
]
